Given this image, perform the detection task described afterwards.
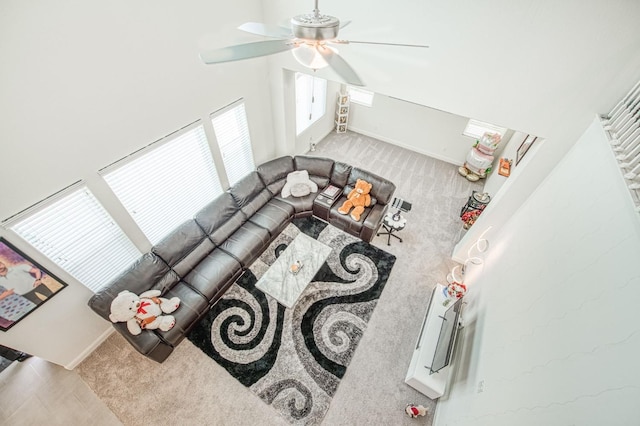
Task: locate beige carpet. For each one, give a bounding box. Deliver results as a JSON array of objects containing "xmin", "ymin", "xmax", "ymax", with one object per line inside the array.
[{"xmin": 77, "ymin": 130, "xmax": 482, "ymax": 425}]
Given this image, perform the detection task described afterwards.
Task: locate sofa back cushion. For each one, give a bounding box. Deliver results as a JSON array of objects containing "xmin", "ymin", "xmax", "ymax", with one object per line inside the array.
[
  {"xmin": 88, "ymin": 253, "xmax": 180, "ymax": 321},
  {"xmin": 257, "ymin": 156, "xmax": 294, "ymax": 195},
  {"xmin": 195, "ymin": 192, "xmax": 246, "ymax": 246},
  {"xmin": 294, "ymin": 156, "xmax": 334, "ymax": 188},
  {"xmin": 229, "ymin": 172, "xmax": 272, "ymax": 217},
  {"xmin": 330, "ymin": 161, "xmax": 352, "ymax": 188},
  {"xmin": 348, "ymin": 168, "xmax": 396, "ymax": 205},
  {"xmin": 151, "ymin": 219, "xmax": 215, "ymax": 278}
]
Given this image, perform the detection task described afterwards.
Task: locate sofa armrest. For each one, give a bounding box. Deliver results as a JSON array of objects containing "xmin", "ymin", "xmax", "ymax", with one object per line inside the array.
[
  {"xmin": 361, "ymin": 203, "xmax": 389, "ymax": 242},
  {"xmin": 112, "ymin": 323, "xmax": 174, "ymax": 363}
]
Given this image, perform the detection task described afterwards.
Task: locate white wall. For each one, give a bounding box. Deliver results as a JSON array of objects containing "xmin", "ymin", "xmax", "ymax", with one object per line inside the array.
[
  {"xmin": 266, "ymin": 0, "xmax": 640, "ymax": 265},
  {"xmin": 348, "ymin": 94, "xmax": 475, "ymax": 164},
  {"xmin": 482, "ymin": 131, "xmax": 528, "ymax": 197},
  {"xmin": 268, "ymin": 0, "xmax": 640, "ymax": 145},
  {"xmin": 0, "ymin": 0, "xmax": 277, "ymax": 367},
  {"xmin": 268, "ymin": 67, "xmax": 341, "ymax": 156},
  {"xmin": 436, "ymin": 118, "xmax": 640, "ymax": 425}
]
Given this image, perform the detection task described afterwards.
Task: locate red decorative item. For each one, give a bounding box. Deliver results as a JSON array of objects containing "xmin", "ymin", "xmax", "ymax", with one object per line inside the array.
[
  {"xmin": 461, "ymin": 209, "xmax": 482, "ymax": 229},
  {"xmin": 446, "ymin": 282, "xmax": 467, "ymax": 299}
]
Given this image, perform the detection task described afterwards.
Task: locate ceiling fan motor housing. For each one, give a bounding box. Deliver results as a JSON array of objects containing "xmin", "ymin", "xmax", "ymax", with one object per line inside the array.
[{"xmin": 291, "ymin": 14, "xmax": 340, "ymax": 40}]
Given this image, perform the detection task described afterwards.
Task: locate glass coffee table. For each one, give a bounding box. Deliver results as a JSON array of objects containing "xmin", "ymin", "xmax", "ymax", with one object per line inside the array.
[{"xmin": 255, "ymin": 233, "xmax": 332, "ymax": 308}]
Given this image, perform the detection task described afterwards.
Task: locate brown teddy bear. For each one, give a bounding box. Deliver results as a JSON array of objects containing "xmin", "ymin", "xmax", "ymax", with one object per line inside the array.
[{"xmin": 338, "ymin": 178, "xmax": 372, "ymax": 221}]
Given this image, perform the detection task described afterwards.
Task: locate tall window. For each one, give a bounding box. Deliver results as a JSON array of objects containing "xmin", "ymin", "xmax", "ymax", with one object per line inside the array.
[
  {"xmin": 9, "ymin": 185, "xmax": 141, "ymax": 292},
  {"xmin": 101, "ymin": 123, "xmax": 223, "ymax": 245},
  {"xmin": 211, "ymin": 100, "xmax": 256, "ymax": 187},
  {"xmin": 295, "ymin": 72, "xmax": 327, "ymax": 135},
  {"xmin": 463, "ymin": 119, "xmax": 508, "ymax": 140},
  {"xmin": 347, "ymin": 86, "xmax": 375, "ymax": 107}
]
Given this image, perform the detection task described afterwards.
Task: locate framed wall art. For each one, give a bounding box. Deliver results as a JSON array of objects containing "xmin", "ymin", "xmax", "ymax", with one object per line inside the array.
[
  {"xmin": 0, "ymin": 238, "xmax": 67, "ymax": 331},
  {"xmin": 516, "ymin": 134, "xmax": 537, "ymax": 165}
]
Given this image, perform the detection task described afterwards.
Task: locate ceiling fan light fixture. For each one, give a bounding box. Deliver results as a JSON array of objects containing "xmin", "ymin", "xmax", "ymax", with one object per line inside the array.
[
  {"xmin": 292, "ymin": 43, "xmax": 336, "ymax": 70},
  {"xmin": 291, "ymin": 14, "xmax": 340, "ymax": 40}
]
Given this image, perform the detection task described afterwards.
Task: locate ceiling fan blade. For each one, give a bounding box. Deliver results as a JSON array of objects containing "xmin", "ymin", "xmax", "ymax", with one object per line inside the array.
[
  {"xmin": 237, "ymin": 22, "xmax": 292, "ymax": 39},
  {"xmin": 333, "ymin": 40, "xmax": 429, "ymax": 49},
  {"xmin": 200, "ymin": 40, "xmax": 297, "ymax": 64},
  {"xmin": 340, "ymin": 20, "xmax": 352, "ymax": 29},
  {"xmin": 316, "ymin": 45, "xmax": 365, "ymax": 86}
]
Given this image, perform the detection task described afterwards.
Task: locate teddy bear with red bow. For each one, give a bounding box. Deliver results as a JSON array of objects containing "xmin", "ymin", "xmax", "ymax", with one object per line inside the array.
[{"xmin": 109, "ymin": 289, "xmax": 180, "ymax": 335}]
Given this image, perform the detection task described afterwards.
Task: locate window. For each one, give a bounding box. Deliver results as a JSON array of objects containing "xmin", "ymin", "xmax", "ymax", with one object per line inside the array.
[
  {"xmin": 295, "ymin": 72, "xmax": 327, "ymax": 135},
  {"xmin": 101, "ymin": 123, "xmax": 223, "ymax": 245},
  {"xmin": 9, "ymin": 185, "xmax": 141, "ymax": 292},
  {"xmin": 211, "ymin": 100, "xmax": 256, "ymax": 187},
  {"xmin": 463, "ymin": 119, "xmax": 508, "ymax": 140},
  {"xmin": 347, "ymin": 86, "xmax": 375, "ymax": 107}
]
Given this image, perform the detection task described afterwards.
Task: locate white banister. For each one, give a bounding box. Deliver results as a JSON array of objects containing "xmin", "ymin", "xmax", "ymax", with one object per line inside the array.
[{"xmin": 602, "ymin": 80, "xmax": 640, "ymax": 212}]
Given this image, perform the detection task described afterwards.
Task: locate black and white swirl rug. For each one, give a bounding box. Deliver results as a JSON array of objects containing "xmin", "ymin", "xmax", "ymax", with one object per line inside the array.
[{"xmin": 187, "ymin": 217, "xmax": 396, "ymax": 425}]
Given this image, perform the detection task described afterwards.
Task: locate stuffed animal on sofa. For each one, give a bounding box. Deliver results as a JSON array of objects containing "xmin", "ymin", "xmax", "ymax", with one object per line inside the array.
[
  {"xmin": 109, "ymin": 290, "xmax": 180, "ymax": 336},
  {"xmin": 281, "ymin": 170, "xmax": 318, "ymax": 198},
  {"xmin": 338, "ymin": 178, "xmax": 372, "ymax": 221}
]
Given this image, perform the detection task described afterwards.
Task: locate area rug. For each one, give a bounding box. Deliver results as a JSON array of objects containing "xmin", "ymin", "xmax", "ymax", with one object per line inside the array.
[{"xmin": 187, "ymin": 217, "xmax": 396, "ymax": 425}]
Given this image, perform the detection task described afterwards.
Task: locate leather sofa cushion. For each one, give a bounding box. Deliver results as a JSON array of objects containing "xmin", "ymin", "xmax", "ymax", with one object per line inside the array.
[
  {"xmin": 240, "ymin": 188, "xmax": 272, "ymax": 218},
  {"xmin": 331, "ymin": 161, "xmax": 352, "ymax": 187},
  {"xmin": 248, "ymin": 198, "xmax": 295, "ymax": 236},
  {"xmin": 294, "ymin": 156, "xmax": 334, "ymax": 188},
  {"xmin": 184, "ymin": 248, "xmax": 242, "ymax": 300},
  {"xmin": 218, "ymin": 221, "xmax": 271, "ymax": 267},
  {"xmin": 348, "ymin": 168, "xmax": 396, "ymax": 205},
  {"xmin": 195, "ymin": 193, "xmax": 246, "ymax": 245},
  {"xmin": 152, "ymin": 220, "xmax": 215, "ymax": 278},
  {"xmin": 158, "ymin": 282, "xmax": 209, "ymax": 346},
  {"xmin": 89, "ymin": 253, "xmax": 179, "ymax": 321},
  {"xmin": 257, "ymin": 156, "xmax": 294, "ymax": 195},
  {"xmin": 329, "ymin": 196, "xmax": 372, "ymax": 234},
  {"xmin": 229, "ymin": 172, "xmax": 267, "ymax": 211},
  {"xmin": 275, "ymin": 192, "xmax": 316, "ymax": 214},
  {"xmin": 112, "ymin": 322, "xmax": 174, "ymax": 360}
]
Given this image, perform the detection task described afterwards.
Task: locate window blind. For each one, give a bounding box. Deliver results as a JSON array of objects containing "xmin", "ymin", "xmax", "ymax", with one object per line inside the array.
[
  {"xmin": 102, "ymin": 124, "xmax": 223, "ymax": 244},
  {"xmin": 295, "ymin": 72, "xmax": 327, "ymax": 135},
  {"xmin": 10, "ymin": 186, "xmax": 141, "ymax": 292},
  {"xmin": 463, "ymin": 119, "xmax": 508, "ymax": 140},
  {"xmin": 211, "ymin": 101, "xmax": 256, "ymax": 187}
]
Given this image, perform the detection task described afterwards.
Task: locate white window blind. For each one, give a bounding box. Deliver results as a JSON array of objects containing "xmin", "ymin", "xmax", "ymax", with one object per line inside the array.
[
  {"xmin": 347, "ymin": 86, "xmax": 374, "ymax": 107},
  {"xmin": 10, "ymin": 185, "xmax": 141, "ymax": 292},
  {"xmin": 211, "ymin": 101, "xmax": 256, "ymax": 187},
  {"xmin": 102, "ymin": 124, "xmax": 223, "ymax": 245},
  {"xmin": 463, "ymin": 119, "xmax": 508, "ymax": 140},
  {"xmin": 295, "ymin": 72, "xmax": 327, "ymax": 135}
]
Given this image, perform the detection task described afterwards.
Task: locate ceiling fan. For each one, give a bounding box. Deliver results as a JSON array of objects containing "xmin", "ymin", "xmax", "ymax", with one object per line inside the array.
[{"xmin": 199, "ymin": 0, "xmax": 429, "ymax": 86}]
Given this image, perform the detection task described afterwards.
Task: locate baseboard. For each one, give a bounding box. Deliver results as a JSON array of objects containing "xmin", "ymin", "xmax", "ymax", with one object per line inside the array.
[
  {"xmin": 305, "ymin": 127, "xmax": 335, "ymax": 154},
  {"xmin": 348, "ymin": 126, "xmax": 460, "ymax": 166},
  {"xmin": 64, "ymin": 327, "xmax": 114, "ymax": 370}
]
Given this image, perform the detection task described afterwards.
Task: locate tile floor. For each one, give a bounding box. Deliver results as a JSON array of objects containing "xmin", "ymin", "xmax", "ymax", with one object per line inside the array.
[{"xmin": 0, "ymin": 357, "xmax": 121, "ymax": 425}]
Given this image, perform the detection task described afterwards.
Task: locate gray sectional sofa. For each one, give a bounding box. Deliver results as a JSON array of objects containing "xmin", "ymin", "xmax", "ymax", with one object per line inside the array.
[{"xmin": 88, "ymin": 155, "xmax": 396, "ymax": 362}]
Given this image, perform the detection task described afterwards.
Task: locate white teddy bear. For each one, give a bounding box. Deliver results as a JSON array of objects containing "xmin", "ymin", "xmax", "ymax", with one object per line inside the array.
[
  {"xmin": 281, "ymin": 170, "xmax": 318, "ymax": 198},
  {"xmin": 109, "ymin": 290, "xmax": 180, "ymax": 336}
]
